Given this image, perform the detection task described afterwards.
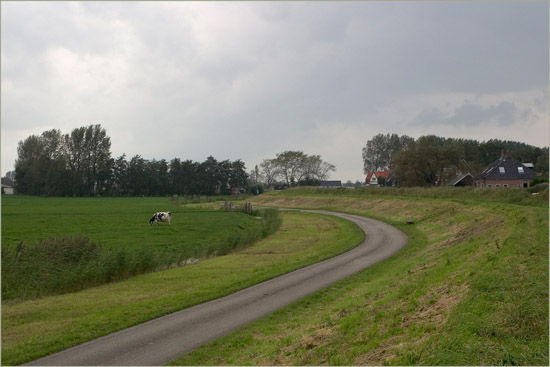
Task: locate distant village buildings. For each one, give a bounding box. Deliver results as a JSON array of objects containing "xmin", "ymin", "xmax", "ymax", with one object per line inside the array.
[{"xmin": 363, "ymin": 152, "xmax": 539, "ymax": 189}]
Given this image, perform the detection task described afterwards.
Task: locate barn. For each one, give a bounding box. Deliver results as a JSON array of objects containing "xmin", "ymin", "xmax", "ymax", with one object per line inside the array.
[
  {"xmin": 319, "ymin": 180, "xmax": 342, "ymax": 188},
  {"xmin": 447, "ymin": 172, "xmax": 474, "ymax": 187}
]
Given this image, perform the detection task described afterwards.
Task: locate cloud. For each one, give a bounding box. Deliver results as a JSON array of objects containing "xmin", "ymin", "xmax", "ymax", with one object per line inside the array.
[
  {"xmin": 1, "ymin": 1, "xmax": 548, "ymax": 181},
  {"xmin": 413, "ymin": 100, "xmax": 524, "ymax": 127},
  {"xmin": 452, "ymin": 101, "xmax": 520, "ymax": 126}
]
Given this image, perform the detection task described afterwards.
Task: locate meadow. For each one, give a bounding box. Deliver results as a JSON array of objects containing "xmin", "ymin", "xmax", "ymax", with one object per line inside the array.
[
  {"xmin": 1, "ymin": 196, "xmax": 281, "ymax": 301},
  {"xmin": 170, "ymin": 187, "xmax": 548, "ymax": 366}
]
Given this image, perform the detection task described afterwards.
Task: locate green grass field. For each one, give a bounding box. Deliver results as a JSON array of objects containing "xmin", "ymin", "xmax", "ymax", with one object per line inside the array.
[
  {"xmin": 1, "ymin": 198, "xmax": 364, "ymax": 365},
  {"xmin": 1, "ymin": 196, "xmax": 281, "ymax": 301},
  {"xmin": 169, "ymin": 188, "xmax": 548, "ymax": 366},
  {"xmin": 2, "ymin": 196, "xmax": 261, "ymax": 252}
]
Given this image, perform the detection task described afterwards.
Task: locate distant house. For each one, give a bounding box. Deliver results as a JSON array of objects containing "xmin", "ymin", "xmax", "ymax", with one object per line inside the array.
[
  {"xmin": 475, "ymin": 151, "xmax": 536, "ymax": 188},
  {"xmin": 1, "ymin": 185, "xmax": 14, "ymax": 195},
  {"xmin": 1, "ymin": 177, "xmax": 15, "ymax": 195},
  {"xmin": 365, "ymin": 169, "xmax": 393, "ymax": 186},
  {"xmin": 319, "ymin": 180, "xmax": 342, "ymax": 188},
  {"xmin": 447, "ymin": 172, "xmax": 474, "ymax": 187}
]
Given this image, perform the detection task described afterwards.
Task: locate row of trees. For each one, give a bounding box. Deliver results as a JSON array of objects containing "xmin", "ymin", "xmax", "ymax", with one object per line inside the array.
[
  {"xmin": 15, "ymin": 125, "xmax": 112, "ymax": 196},
  {"xmin": 362, "ymin": 133, "xmax": 549, "ymax": 187},
  {"xmin": 251, "ymin": 151, "xmax": 336, "ymax": 189},
  {"xmin": 108, "ymin": 155, "xmax": 248, "ymax": 196},
  {"xmin": 18, "ymin": 124, "xmax": 545, "ymax": 194},
  {"xmin": 14, "ymin": 125, "xmax": 248, "ymax": 196}
]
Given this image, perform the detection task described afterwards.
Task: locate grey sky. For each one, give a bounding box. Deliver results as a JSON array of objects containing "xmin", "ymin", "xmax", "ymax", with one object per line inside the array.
[{"xmin": 2, "ymin": 1, "xmax": 548, "ymax": 182}]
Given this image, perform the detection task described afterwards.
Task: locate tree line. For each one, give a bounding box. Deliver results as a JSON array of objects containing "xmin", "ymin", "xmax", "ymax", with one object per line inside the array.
[
  {"xmin": 362, "ymin": 133, "xmax": 549, "ymax": 187},
  {"xmin": 251, "ymin": 150, "xmax": 336, "ymax": 190},
  {"xmin": 14, "ymin": 125, "xmax": 248, "ymax": 196},
  {"xmin": 17, "ymin": 125, "xmax": 545, "ymax": 195}
]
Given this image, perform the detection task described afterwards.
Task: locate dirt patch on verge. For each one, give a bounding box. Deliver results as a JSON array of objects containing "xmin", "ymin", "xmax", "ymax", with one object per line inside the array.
[
  {"xmin": 354, "ymin": 283, "xmax": 469, "ymax": 365},
  {"xmin": 435, "ymin": 217, "xmax": 507, "ymax": 249},
  {"xmin": 404, "ymin": 283, "xmax": 468, "ymax": 327}
]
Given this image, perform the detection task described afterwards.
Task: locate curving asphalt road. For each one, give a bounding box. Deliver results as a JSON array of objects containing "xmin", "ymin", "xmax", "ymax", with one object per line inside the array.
[{"xmin": 26, "ymin": 210, "xmax": 407, "ymax": 366}]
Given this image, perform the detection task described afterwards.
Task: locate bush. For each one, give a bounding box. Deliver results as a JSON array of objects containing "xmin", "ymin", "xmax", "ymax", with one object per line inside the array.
[
  {"xmin": 249, "ymin": 184, "xmax": 265, "ymax": 195},
  {"xmin": 531, "ymin": 177, "xmax": 549, "ymax": 186},
  {"xmin": 529, "ymin": 182, "xmax": 549, "ymax": 193},
  {"xmin": 2, "ymin": 236, "xmax": 105, "ymax": 301},
  {"xmin": 260, "ymin": 208, "xmax": 283, "ymax": 238}
]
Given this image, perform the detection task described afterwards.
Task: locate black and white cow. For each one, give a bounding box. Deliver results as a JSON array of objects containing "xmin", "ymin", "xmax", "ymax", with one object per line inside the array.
[{"xmin": 149, "ymin": 211, "xmax": 172, "ymax": 225}]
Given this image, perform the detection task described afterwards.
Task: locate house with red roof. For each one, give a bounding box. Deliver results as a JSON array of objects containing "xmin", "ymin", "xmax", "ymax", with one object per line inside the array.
[{"xmin": 365, "ymin": 169, "xmax": 393, "ymax": 186}]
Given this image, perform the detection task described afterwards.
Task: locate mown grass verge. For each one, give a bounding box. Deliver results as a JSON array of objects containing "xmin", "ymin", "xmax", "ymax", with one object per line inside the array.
[
  {"xmin": 1, "ymin": 211, "xmax": 364, "ymax": 366},
  {"xmin": 169, "ymin": 188, "xmax": 548, "ymax": 366}
]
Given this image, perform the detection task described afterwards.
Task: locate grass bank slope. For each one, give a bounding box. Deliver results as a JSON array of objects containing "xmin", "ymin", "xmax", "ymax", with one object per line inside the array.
[
  {"xmin": 277, "ymin": 186, "xmax": 549, "ymax": 207},
  {"xmin": 171, "ymin": 188, "xmax": 548, "ymax": 366}
]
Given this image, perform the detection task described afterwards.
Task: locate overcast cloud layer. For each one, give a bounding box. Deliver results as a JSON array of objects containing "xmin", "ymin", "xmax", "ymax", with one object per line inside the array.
[{"xmin": 2, "ymin": 1, "xmax": 548, "ymax": 182}]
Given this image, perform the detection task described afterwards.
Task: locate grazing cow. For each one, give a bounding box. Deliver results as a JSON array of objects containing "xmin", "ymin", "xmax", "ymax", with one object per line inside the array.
[{"xmin": 149, "ymin": 211, "xmax": 172, "ymax": 225}]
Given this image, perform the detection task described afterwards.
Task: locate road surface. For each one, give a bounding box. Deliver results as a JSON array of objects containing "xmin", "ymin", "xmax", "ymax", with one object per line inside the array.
[{"xmin": 26, "ymin": 210, "xmax": 408, "ymax": 366}]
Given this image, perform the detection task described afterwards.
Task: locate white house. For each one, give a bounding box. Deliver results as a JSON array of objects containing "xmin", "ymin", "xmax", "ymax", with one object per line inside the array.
[{"xmin": 1, "ymin": 184, "xmax": 15, "ymax": 195}]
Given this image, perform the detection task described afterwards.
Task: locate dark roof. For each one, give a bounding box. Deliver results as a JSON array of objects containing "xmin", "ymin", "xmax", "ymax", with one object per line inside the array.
[
  {"xmin": 319, "ymin": 180, "xmax": 342, "ymax": 187},
  {"xmin": 448, "ymin": 172, "xmax": 474, "ymax": 186},
  {"xmin": 1, "ymin": 177, "xmax": 14, "ymax": 187},
  {"xmin": 480, "ymin": 155, "xmax": 536, "ymax": 180}
]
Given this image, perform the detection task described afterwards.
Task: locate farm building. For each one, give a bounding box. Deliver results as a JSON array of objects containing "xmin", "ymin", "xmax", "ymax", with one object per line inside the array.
[
  {"xmin": 1, "ymin": 184, "xmax": 15, "ymax": 195},
  {"xmin": 475, "ymin": 151, "xmax": 536, "ymax": 188},
  {"xmin": 319, "ymin": 180, "xmax": 342, "ymax": 188},
  {"xmin": 365, "ymin": 169, "xmax": 393, "ymax": 186},
  {"xmin": 447, "ymin": 172, "xmax": 474, "ymax": 187},
  {"xmin": 1, "ymin": 177, "xmax": 15, "ymax": 194}
]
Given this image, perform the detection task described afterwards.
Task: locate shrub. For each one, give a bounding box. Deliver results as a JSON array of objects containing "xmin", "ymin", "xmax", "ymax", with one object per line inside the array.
[
  {"xmin": 260, "ymin": 209, "xmax": 283, "ymax": 238},
  {"xmin": 1, "ymin": 236, "xmax": 104, "ymax": 301},
  {"xmin": 529, "ymin": 182, "xmax": 549, "ymax": 193},
  {"xmin": 249, "ymin": 184, "xmax": 265, "ymax": 195},
  {"xmin": 531, "ymin": 177, "xmax": 549, "ymax": 186}
]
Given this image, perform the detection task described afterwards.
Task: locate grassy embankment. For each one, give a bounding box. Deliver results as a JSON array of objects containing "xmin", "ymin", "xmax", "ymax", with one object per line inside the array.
[
  {"xmin": 1, "ymin": 196, "xmax": 364, "ymax": 365},
  {"xmin": 170, "ymin": 187, "xmax": 548, "ymax": 366}
]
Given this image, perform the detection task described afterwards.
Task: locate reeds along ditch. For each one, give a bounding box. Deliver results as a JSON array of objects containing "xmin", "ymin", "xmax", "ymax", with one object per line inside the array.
[{"xmin": 1, "ymin": 209, "xmax": 282, "ymax": 303}]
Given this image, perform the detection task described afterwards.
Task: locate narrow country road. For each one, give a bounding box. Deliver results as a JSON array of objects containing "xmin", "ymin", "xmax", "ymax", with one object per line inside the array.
[{"xmin": 25, "ymin": 210, "xmax": 408, "ymax": 366}]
